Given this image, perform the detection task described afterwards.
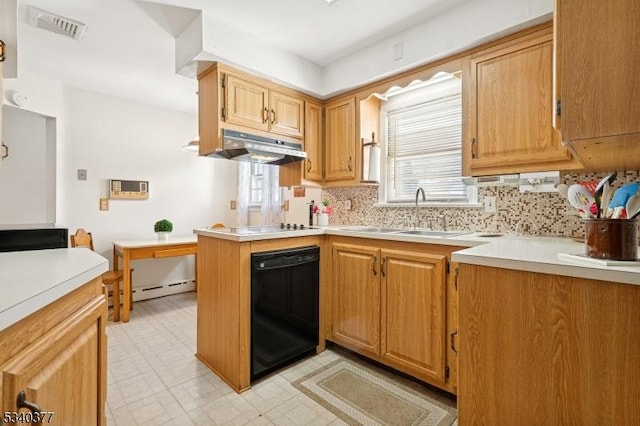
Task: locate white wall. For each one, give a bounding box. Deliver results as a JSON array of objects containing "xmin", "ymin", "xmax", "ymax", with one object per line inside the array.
[
  {"xmin": 0, "ymin": 106, "xmax": 56, "ymax": 224},
  {"xmin": 321, "ymin": 0, "xmax": 553, "ymax": 96},
  {"xmin": 59, "ymin": 85, "xmax": 237, "ymax": 289}
]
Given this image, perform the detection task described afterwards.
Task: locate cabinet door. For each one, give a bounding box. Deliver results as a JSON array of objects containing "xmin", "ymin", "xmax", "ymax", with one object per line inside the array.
[
  {"xmin": 325, "ymin": 97, "xmax": 357, "ymax": 181},
  {"xmin": 304, "ymin": 100, "xmax": 323, "ymax": 181},
  {"xmin": 224, "ymin": 74, "xmax": 269, "ymax": 132},
  {"xmin": 559, "ymin": 0, "xmax": 640, "ymax": 142},
  {"xmin": 380, "ymin": 249, "xmax": 447, "ymax": 385},
  {"xmin": 1, "ymin": 296, "xmax": 107, "ymax": 426},
  {"xmin": 464, "ymin": 28, "xmax": 576, "ymax": 176},
  {"xmin": 269, "ymin": 90, "xmax": 304, "ymax": 138},
  {"xmin": 331, "ymin": 243, "xmax": 380, "ymax": 357}
]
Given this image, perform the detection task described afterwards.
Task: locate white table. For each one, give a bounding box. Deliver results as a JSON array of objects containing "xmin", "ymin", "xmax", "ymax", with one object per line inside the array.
[{"xmin": 112, "ymin": 236, "xmax": 197, "ymax": 322}]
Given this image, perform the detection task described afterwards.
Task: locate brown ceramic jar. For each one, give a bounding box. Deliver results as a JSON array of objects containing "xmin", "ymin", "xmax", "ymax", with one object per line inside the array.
[{"xmin": 584, "ymin": 219, "xmax": 638, "ymax": 260}]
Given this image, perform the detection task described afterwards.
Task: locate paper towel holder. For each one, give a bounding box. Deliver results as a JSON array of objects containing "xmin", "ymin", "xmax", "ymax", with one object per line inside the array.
[{"xmin": 361, "ymin": 132, "xmax": 381, "ymax": 183}]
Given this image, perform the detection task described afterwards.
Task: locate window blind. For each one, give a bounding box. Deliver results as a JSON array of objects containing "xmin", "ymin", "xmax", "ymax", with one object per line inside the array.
[{"xmin": 385, "ymin": 87, "xmax": 466, "ymax": 203}]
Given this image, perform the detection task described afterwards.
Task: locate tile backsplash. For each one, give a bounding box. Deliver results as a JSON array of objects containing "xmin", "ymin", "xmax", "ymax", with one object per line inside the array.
[{"xmin": 320, "ymin": 171, "xmax": 640, "ymax": 237}]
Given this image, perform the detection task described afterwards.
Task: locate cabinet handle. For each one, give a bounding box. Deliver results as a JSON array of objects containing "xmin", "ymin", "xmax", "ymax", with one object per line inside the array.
[
  {"xmin": 471, "ymin": 138, "xmax": 477, "ymax": 159},
  {"xmin": 1, "ymin": 143, "xmax": 8, "ymax": 160},
  {"xmin": 450, "ymin": 331, "xmax": 458, "ymax": 354},
  {"xmin": 347, "ymin": 156, "xmax": 353, "ymax": 172},
  {"xmin": 556, "ymin": 100, "xmax": 561, "ymax": 116},
  {"xmin": 270, "ymin": 109, "xmax": 276, "ymax": 125},
  {"xmin": 17, "ymin": 390, "xmax": 41, "ymax": 414},
  {"xmin": 381, "ymin": 257, "xmax": 386, "ymax": 278},
  {"xmin": 372, "ymin": 256, "xmax": 377, "ymax": 276},
  {"xmin": 262, "ymin": 107, "xmax": 269, "ymax": 123},
  {"xmin": 307, "ymin": 159, "xmax": 312, "ymax": 173}
]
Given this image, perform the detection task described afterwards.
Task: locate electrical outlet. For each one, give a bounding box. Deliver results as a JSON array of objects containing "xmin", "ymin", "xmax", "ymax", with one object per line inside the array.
[
  {"xmin": 484, "ymin": 196, "xmax": 497, "ymax": 213},
  {"xmin": 344, "ymin": 199, "xmax": 352, "ymax": 210},
  {"xmin": 284, "ymin": 200, "xmax": 290, "ymax": 211},
  {"xmin": 99, "ymin": 198, "xmax": 109, "ymax": 211},
  {"xmin": 230, "ymin": 200, "xmax": 237, "ymax": 210},
  {"xmin": 77, "ymin": 169, "xmax": 87, "ymax": 181}
]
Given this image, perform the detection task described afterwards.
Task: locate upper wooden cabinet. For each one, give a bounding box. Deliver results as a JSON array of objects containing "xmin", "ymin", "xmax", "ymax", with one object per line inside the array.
[
  {"xmin": 463, "ymin": 25, "xmax": 581, "ymax": 176},
  {"xmin": 224, "ymin": 73, "xmax": 304, "ymax": 139},
  {"xmin": 325, "ymin": 96, "xmax": 358, "ymax": 182},
  {"xmin": 304, "ymin": 100, "xmax": 323, "ymax": 181},
  {"xmin": 556, "ymin": 0, "xmax": 640, "ymax": 171},
  {"xmin": 198, "ymin": 64, "xmax": 310, "ymax": 157},
  {"xmin": 224, "ymin": 75, "xmax": 270, "ymax": 132}
]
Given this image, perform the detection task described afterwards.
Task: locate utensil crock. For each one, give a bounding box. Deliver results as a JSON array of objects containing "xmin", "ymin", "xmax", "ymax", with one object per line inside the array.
[{"xmin": 584, "ymin": 218, "xmax": 638, "ymax": 260}]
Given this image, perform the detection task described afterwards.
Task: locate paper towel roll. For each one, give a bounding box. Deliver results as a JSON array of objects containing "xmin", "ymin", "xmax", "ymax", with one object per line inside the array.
[{"xmin": 368, "ymin": 144, "xmax": 381, "ymax": 182}]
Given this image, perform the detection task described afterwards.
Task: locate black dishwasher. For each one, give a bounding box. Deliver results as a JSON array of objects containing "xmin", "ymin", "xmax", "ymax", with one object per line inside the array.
[{"xmin": 251, "ymin": 245, "xmax": 319, "ymax": 380}]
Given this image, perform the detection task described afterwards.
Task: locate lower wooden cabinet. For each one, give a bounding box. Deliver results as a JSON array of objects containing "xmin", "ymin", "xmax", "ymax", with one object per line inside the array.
[
  {"xmin": 458, "ymin": 264, "xmax": 640, "ymax": 424},
  {"xmin": 0, "ymin": 278, "xmax": 107, "ymax": 426},
  {"xmin": 329, "ymin": 238, "xmax": 455, "ymax": 392},
  {"xmin": 332, "ymin": 243, "xmax": 380, "ymax": 357}
]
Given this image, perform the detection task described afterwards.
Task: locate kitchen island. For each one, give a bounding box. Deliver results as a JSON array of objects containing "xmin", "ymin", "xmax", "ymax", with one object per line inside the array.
[
  {"xmin": 196, "ymin": 225, "xmax": 640, "ymax": 420},
  {"xmin": 0, "ymin": 248, "xmax": 109, "ymax": 425},
  {"xmin": 194, "ymin": 226, "xmax": 325, "ymax": 392}
]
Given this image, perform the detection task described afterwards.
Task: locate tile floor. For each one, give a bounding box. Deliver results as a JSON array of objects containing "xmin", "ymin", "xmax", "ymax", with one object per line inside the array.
[{"xmin": 106, "ymin": 292, "xmax": 456, "ymax": 425}]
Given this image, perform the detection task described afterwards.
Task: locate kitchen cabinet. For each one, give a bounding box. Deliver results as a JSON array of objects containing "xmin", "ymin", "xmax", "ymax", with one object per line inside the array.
[
  {"xmin": 0, "ymin": 278, "xmax": 107, "ymax": 426},
  {"xmin": 304, "ymin": 100, "xmax": 323, "ymax": 182},
  {"xmin": 458, "ymin": 264, "xmax": 640, "ymax": 424},
  {"xmin": 329, "ymin": 238, "xmax": 455, "ymax": 392},
  {"xmin": 325, "ymin": 96, "xmax": 358, "ymax": 182},
  {"xmin": 555, "ymin": 0, "xmax": 640, "ymax": 171},
  {"xmin": 331, "ymin": 243, "xmax": 380, "ymax": 357},
  {"xmin": 224, "ymin": 73, "xmax": 304, "ymax": 139},
  {"xmin": 463, "ymin": 24, "xmax": 581, "ymax": 176},
  {"xmin": 198, "ymin": 63, "xmax": 313, "ymax": 158}
]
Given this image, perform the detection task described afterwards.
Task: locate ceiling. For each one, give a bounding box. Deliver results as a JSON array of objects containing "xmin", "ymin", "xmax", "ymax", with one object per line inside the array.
[{"xmin": 15, "ymin": 0, "xmax": 470, "ymax": 114}]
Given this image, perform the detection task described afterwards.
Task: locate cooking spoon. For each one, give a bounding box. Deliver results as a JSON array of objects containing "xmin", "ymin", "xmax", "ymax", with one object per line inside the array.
[
  {"xmin": 568, "ymin": 184, "xmax": 596, "ymax": 218},
  {"xmin": 609, "ymin": 182, "xmax": 640, "ymax": 208},
  {"xmin": 626, "ymin": 194, "xmax": 640, "ymax": 220},
  {"xmin": 593, "ymin": 172, "xmax": 617, "ymax": 218}
]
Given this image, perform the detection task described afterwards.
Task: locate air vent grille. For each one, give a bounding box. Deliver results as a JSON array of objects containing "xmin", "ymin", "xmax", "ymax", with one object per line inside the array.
[{"xmin": 28, "ymin": 7, "xmax": 87, "ymax": 41}]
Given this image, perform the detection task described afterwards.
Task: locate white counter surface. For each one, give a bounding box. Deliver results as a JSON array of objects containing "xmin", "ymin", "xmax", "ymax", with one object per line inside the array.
[
  {"xmin": 451, "ymin": 235, "xmax": 640, "ymax": 286},
  {"xmin": 194, "ymin": 227, "xmax": 325, "ymax": 242},
  {"xmin": 0, "ymin": 248, "xmax": 108, "ymax": 332},
  {"xmin": 194, "ymin": 225, "xmax": 640, "ymax": 286}
]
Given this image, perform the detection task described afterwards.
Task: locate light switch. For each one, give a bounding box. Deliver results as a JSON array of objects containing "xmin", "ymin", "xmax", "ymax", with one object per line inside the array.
[
  {"xmin": 77, "ymin": 169, "xmax": 87, "ymax": 181},
  {"xmin": 99, "ymin": 198, "xmax": 109, "ymax": 211},
  {"xmin": 484, "ymin": 196, "xmax": 497, "ymax": 213}
]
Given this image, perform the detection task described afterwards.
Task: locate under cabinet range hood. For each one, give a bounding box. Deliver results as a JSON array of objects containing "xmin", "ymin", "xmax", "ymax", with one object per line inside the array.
[{"xmin": 209, "ymin": 129, "xmax": 307, "ymax": 165}]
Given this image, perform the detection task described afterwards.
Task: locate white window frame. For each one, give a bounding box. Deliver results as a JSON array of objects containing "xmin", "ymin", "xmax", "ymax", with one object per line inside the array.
[
  {"xmin": 376, "ymin": 73, "xmax": 479, "ymax": 208},
  {"xmin": 249, "ymin": 162, "xmax": 264, "ymax": 206}
]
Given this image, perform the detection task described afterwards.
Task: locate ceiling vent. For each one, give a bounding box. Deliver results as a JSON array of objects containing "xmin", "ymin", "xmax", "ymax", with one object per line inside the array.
[{"xmin": 28, "ymin": 7, "xmax": 87, "ymax": 41}]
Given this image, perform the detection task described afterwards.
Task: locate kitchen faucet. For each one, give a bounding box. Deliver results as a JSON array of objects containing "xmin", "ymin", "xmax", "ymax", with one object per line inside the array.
[{"xmin": 414, "ymin": 187, "xmax": 426, "ymax": 228}]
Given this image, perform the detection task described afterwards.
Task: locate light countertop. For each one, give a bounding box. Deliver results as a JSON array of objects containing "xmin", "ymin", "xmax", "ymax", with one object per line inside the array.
[
  {"xmin": 112, "ymin": 235, "xmax": 197, "ymax": 248},
  {"xmin": 194, "ymin": 227, "xmax": 325, "ymax": 242},
  {"xmin": 195, "ymin": 225, "xmax": 640, "ymax": 286},
  {"xmin": 0, "ymin": 248, "xmax": 108, "ymax": 332}
]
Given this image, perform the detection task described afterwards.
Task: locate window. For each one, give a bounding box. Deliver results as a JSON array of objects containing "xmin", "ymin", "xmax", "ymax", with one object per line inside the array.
[
  {"xmin": 249, "ymin": 163, "xmax": 264, "ymax": 205},
  {"xmin": 381, "ymin": 73, "xmax": 475, "ymax": 205}
]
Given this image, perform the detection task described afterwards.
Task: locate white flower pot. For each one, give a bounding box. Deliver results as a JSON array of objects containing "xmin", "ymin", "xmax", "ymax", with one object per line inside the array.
[
  {"xmin": 157, "ymin": 232, "xmax": 170, "ymax": 241},
  {"xmin": 318, "ymin": 213, "xmax": 329, "ymax": 226}
]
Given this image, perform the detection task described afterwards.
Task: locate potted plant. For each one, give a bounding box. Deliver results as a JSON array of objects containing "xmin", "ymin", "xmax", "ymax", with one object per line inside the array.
[{"xmin": 154, "ymin": 219, "xmax": 173, "ymax": 240}]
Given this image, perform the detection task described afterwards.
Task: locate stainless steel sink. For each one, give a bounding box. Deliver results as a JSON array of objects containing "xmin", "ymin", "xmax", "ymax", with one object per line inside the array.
[
  {"xmin": 340, "ymin": 227, "xmax": 402, "ymax": 233},
  {"xmin": 394, "ymin": 230, "xmax": 471, "ymax": 238}
]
